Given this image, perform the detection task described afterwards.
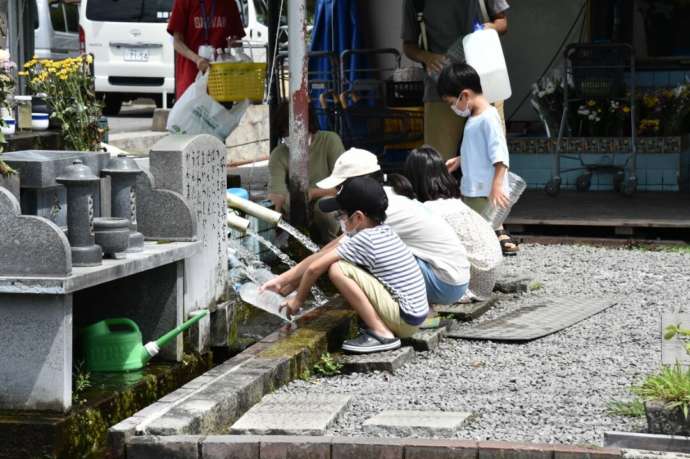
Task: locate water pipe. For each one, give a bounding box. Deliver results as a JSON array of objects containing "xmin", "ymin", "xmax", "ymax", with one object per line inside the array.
[
  {"xmin": 226, "ymin": 193, "xmax": 282, "ymax": 226},
  {"xmin": 141, "ymin": 310, "xmax": 209, "ymax": 361},
  {"xmin": 227, "ymin": 212, "xmax": 251, "ymax": 234}
]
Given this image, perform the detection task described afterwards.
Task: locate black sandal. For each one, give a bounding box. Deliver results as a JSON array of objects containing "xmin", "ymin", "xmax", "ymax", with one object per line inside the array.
[{"xmin": 496, "ymin": 230, "xmax": 519, "ymax": 256}]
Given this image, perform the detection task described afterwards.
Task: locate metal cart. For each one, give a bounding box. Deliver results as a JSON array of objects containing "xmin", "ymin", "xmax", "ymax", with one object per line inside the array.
[
  {"xmin": 338, "ymin": 48, "xmax": 424, "ymax": 155},
  {"xmin": 545, "ymin": 43, "xmax": 638, "ymax": 196}
]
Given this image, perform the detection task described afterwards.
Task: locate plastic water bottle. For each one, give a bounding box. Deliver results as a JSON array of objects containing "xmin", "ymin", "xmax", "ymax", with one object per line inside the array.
[
  {"xmin": 480, "ymin": 172, "xmax": 526, "ymax": 229},
  {"xmin": 462, "ymin": 26, "xmax": 512, "ymax": 103}
]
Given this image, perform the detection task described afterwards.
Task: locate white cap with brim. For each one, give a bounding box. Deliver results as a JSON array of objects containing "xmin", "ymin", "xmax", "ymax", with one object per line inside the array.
[{"xmin": 316, "ymin": 147, "xmax": 381, "ymax": 189}]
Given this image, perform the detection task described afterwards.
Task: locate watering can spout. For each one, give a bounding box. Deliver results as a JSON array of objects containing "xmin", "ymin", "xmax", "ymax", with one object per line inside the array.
[{"xmin": 140, "ymin": 310, "xmax": 209, "ymax": 363}]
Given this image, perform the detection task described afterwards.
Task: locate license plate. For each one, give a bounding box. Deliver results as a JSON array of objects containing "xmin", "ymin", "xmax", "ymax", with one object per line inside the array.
[{"xmin": 124, "ymin": 48, "xmax": 149, "ymax": 62}]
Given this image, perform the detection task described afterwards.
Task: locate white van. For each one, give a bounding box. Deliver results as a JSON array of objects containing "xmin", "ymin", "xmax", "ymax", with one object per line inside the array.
[
  {"xmin": 79, "ymin": 0, "xmax": 175, "ymax": 115},
  {"xmin": 79, "ymin": 0, "xmax": 269, "ymax": 115},
  {"xmin": 34, "ymin": 0, "xmax": 81, "ymax": 60}
]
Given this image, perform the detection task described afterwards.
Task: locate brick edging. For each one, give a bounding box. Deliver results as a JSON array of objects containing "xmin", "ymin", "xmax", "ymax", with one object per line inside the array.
[{"xmin": 126, "ymin": 434, "xmax": 622, "ymax": 459}]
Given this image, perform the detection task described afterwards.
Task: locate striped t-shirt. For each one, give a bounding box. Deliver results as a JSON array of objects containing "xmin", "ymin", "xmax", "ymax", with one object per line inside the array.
[{"xmin": 337, "ymin": 225, "xmax": 429, "ymax": 325}]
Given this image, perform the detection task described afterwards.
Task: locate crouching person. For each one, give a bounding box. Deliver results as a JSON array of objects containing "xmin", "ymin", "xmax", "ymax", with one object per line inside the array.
[{"xmin": 278, "ymin": 177, "xmax": 429, "ymax": 354}]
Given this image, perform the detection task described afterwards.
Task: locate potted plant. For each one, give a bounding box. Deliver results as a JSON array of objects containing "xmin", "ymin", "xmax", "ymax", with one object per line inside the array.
[
  {"xmin": 19, "ymin": 55, "xmax": 105, "ymax": 151},
  {"xmin": 631, "ymin": 324, "xmax": 690, "ymax": 436},
  {"xmin": 0, "ymin": 48, "xmax": 19, "ymax": 197}
]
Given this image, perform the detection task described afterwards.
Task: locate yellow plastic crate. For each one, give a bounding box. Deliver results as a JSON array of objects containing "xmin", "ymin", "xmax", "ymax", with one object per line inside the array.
[{"xmin": 208, "ymin": 61, "xmax": 267, "ymax": 103}]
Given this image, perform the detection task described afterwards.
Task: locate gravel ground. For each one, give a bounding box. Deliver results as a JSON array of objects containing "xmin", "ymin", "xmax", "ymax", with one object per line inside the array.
[{"xmin": 276, "ymin": 243, "xmax": 690, "ymax": 446}]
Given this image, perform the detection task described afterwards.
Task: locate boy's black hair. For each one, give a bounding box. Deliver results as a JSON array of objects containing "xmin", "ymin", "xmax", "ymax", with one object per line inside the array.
[
  {"xmin": 404, "ymin": 145, "xmax": 461, "ymax": 202},
  {"xmin": 437, "ymin": 62, "xmax": 483, "ymax": 98}
]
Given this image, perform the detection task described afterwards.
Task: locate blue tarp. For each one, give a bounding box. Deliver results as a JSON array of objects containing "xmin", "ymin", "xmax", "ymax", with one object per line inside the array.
[{"xmin": 309, "ymin": 0, "xmax": 364, "ymax": 130}]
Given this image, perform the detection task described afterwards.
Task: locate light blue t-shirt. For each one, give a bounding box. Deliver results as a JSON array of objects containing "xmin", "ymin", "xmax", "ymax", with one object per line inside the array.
[{"xmin": 459, "ymin": 105, "xmax": 510, "ymax": 198}]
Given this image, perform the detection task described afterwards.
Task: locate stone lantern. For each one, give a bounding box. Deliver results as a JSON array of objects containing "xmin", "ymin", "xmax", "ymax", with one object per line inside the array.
[
  {"xmin": 101, "ymin": 154, "xmax": 144, "ymax": 252},
  {"xmin": 56, "ymin": 160, "xmax": 103, "ymax": 267}
]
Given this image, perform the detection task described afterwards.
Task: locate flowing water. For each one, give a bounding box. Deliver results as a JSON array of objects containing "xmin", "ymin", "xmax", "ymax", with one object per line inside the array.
[
  {"xmin": 277, "ymin": 220, "xmax": 320, "ymax": 253},
  {"xmin": 229, "ymin": 234, "xmax": 328, "ymax": 320}
]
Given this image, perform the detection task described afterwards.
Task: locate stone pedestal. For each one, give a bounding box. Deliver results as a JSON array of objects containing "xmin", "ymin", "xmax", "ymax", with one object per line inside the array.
[
  {"xmin": 0, "ymin": 173, "xmax": 20, "ymax": 201},
  {"xmin": 149, "ymin": 135, "xmax": 228, "ymax": 317},
  {"xmin": 0, "ymin": 294, "xmax": 72, "ymax": 412}
]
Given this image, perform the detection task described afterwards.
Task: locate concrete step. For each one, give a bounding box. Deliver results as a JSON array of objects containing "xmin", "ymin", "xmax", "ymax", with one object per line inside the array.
[
  {"xmin": 402, "ymin": 327, "xmax": 447, "ymax": 352},
  {"xmin": 340, "ymin": 346, "xmax": 415, "ymax": 374},
  {"xmin": 229, "ymin": 394, "xmax": 351, "ymax": 436},
  {"xmin": 435, "ymin": 296, "xmax": 500, "ymax": 321},
  {"xmin": 494, "ymin": 270, "xmax": 542, "ymax": 294},
  {"xmin": 363, "ymin": 410, "xmax": 473, "ymax": 437}
]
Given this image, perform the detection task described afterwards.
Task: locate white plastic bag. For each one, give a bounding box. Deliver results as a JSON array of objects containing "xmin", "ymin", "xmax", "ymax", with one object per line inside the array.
[{"xmin": 167, "ymin": 72, "xmax": 249, "ymax": 141}]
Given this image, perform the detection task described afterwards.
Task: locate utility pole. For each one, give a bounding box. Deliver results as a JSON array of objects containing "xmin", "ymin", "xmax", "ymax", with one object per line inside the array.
[{"xmin": 287, "ymin": 0, "xmax": 309, "ymax": 229}]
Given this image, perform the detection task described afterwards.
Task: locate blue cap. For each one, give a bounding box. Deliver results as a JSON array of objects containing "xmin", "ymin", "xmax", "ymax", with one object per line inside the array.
[{"xmin": 227, "ymin": 187, "xmax": 249, "ymax": 200}]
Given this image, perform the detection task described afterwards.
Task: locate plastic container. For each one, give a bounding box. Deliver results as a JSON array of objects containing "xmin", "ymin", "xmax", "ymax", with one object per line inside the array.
[
  {"xmin": 1, "ymin": 117, "xmax": 16, "ymax": 135},
  {"xmin": 15, "ymin": 95, "xmax": 32, "ymax": 130},
  {"xmin": 462, "ymin": 28, "xmax": 512, "ymax": 103},
  {"xmin": 480, "ymin": 172, "xmax": 527, "ymax": 229},
  {"xmin": 31, "ymin": 113, "xmax": 50, "ymax": 130},
  {"xmin": 208, "ymin": 61, "xmax": 267, "ymax": 102},
  {"xmin": 82, "ymin": 318, "xmax": 145, "ymax": 372}
]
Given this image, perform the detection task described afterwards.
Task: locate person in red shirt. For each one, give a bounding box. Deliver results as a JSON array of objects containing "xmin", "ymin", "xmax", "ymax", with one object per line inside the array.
[{"xmin": 167, "ymin": 0, "xmax": 245, "ymax": 99}]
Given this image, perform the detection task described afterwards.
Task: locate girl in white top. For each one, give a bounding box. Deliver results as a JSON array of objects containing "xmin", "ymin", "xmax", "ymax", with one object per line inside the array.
[{"xmin": 390, "ymin": 146, "xmax": 502, "ymax": 299}]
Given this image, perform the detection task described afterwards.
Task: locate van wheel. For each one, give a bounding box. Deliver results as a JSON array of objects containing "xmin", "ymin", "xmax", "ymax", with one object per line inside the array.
[{"xmin": 102, "ymin": 94, "xmax": 123, "ymax": 116}]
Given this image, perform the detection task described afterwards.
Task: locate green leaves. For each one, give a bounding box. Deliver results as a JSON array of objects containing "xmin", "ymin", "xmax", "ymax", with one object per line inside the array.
[
  {"xmin": 313, "ymin": 352, "xmax": 343, "ymax": 377},
  {"xmin": 633, "ymin": 364, "xmax": 690, "ymax": 419}
]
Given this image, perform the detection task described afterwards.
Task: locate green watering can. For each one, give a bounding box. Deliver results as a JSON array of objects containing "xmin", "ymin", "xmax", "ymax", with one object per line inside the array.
[{"xmin": 81, "ymin": 311, "xmax": 208, "ymax": 372}]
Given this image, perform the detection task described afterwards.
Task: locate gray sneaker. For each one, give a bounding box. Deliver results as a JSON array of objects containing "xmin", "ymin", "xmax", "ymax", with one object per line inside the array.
[{"xmin": 342, "ymin": 329, "xmax": 401, "ymax": 354}]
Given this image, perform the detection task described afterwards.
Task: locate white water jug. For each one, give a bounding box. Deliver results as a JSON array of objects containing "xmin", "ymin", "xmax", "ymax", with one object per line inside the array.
[{"xmin": 462, "ymin": 28, "xmax": 512, "ymax": 103}]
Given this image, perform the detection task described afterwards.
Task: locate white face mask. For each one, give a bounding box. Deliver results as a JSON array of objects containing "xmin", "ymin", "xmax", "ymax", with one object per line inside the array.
[
  {"xmin": 451, "ymin": 94, "xmax": 472, "ymax": 118},
  {"xmin": 339, "ymin": 214, "xmax": 359, "ymax": 237}
]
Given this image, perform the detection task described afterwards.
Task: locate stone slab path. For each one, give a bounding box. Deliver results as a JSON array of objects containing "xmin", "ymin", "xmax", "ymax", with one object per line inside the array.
[
  {"xmin": 229, "ymin": 394, "xmax": 351, "ymax": 436},
  {"xmin": 493, "ymin": 270, "xmax": 539, "ymax": 294},
  {"xmin": 340, "ymin": 347, "xmax": 415, "ymax": 374},
  {"xmin": 435, "ymin": 296, "xmax": 499, "ymax": 321},
  {"xmin": 402, "ymin": 327, "xmax": 446, "ymax": 352},
  {"xmin": 363, "ymin": 410, "xmax": 473, "ymax": 436}
]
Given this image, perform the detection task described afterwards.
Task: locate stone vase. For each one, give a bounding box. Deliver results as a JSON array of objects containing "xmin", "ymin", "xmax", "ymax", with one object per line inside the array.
[
  {"xmin": 0, "ymin": 172, "xmax": 20, "ymax": 202},
  {"xmin": 645, "ymin": 400, "xmax": 690, "ymax": 436}
]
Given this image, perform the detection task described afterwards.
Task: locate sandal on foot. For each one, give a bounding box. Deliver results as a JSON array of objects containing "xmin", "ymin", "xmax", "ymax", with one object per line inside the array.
[
  {"xmin": 496, "ymin": 230, "xmax": 519, "ymax": 256},
  {"xmin": 342, "ymin": 329, "xmax": 401, "ymax": 354}
]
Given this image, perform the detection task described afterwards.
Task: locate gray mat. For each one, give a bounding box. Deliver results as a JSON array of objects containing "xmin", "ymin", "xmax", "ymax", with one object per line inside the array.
[{"xmin": 446, "ymin": 296, "xmax": 618, "ymax": 341}]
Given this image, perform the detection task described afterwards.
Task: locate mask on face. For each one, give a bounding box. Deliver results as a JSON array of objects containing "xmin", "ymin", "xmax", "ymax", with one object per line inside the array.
[
  {"xmin": 339, "ymin": 214, "xmax": 359, "ymax": 237},
  {"xmin": 451, "ymin": 94, "xmax": 472, "ymax": 118}
]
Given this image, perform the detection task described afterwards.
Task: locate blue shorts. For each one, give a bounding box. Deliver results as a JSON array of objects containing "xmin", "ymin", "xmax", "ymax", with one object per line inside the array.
[{"xmin": 416, "ymin": 258, "xmax": 468, "ymax": 305}]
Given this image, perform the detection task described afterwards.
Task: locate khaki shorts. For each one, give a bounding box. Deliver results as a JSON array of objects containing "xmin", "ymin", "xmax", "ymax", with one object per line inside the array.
[
  {"xmin": 424, "ymin": 101, "xmax": 467, "ymax": 161},
  {"xmin": 336, "ymin": 261, "xmax": 419, "ymax": 338},
  {"xmin": 463, "ymin": 196, "xmax": 489, "ymax": 214}
]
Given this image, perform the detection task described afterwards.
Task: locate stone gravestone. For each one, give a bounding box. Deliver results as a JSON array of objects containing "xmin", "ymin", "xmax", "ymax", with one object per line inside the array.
[
  {"xmin": 149, "ymin": 135, "xmax": 228, "ymax": 320},
  {"xmin": 661, "ymin": 313, "xmax": 690, "ymax": 367}
]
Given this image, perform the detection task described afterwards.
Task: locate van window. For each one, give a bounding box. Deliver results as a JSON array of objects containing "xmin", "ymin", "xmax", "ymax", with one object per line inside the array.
[
  {"xmin": 50, "ymin": 1, "xmax": 67, "ymax": 32},
  {"xmin": 86, "ymin": 0, "xmax": 173, "ymax": 22},
  {"xmin": 65, "ymin": 3, "xmax": 79, "ymax": 32}
]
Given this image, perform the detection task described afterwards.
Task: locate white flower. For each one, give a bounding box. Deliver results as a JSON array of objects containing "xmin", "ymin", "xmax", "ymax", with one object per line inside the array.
[
  {"xmin": 578, "ymin": 106, "xmax": 589, "ymax": 115},
  {"xmin": 538, "ymin": 90, "xmax": 546, "ymax": 98},
  {"xmin": 531, "ymin": 83, "xmax": 539, "ymax": 95},
  {"xmin": 545, "ymin": 82, "xmax": 556, "ymax": 95},
  {"xmin": 0, "ymin": 49, "xmax": 10, "ymax": 62}
]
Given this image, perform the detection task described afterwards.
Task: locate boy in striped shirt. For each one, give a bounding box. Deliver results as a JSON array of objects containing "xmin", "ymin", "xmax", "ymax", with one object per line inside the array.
[{"xmin": 279, "ymin": 176, "xmax": 429, "ymax": 354}]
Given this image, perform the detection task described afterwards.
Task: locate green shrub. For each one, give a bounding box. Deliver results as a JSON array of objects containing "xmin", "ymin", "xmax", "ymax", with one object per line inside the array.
[{"xmin": 633, "ymin": 364, "xmax": 690, "ymax": 419}]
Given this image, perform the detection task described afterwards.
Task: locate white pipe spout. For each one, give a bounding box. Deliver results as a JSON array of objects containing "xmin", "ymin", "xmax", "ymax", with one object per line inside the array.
[
  {"xmin": 226, "ymin": 212, "xmax": 251, "ymax": 234},
  {"xmin": 226, "ymin": 193, "xmax": 282, "ymax": 226}
]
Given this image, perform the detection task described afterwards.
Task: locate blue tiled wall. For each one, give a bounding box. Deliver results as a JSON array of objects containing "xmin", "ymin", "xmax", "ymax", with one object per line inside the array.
[{"xmin": 511, "ymin": 152, "xmax": 682, "ymax": 191}]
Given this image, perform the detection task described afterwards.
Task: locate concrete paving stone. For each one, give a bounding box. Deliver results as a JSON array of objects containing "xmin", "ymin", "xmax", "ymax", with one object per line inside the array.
[
  {"xmin": 494, "ymin": 270, "xmax": 539, "ymax": 294},
  {"xmin": 605, "ymin": 431, "xmax": 690, "ymax": 454},
  {"xmin": 331, "ymin": 437, "xmax": 404, "ymax": 459},
  {"xmin": 363, "ymin": 410, "xmax": 472, "ymax": 437},
  {"xmin": 145, "ymin": 412, "xmax": 202, "ymax": 436},
  {"xmin": 202, "ymin": 435, "xmax": 260, "ymax": 459},
  {"xmin": 259, "ymin": 436, "xmax": 332, "ymax": 459},
  {"xmin": 435, "ymin": 296, "xmax": 500, "ymax": 321},
  {"xmin": 127, "ymin": 435, "xmax": 202, "ymax": 459},
  {"xmin": 477, "ymin": 441, "xmax": 554, "ymax": 459},
  {"xmin": 553, "ymin": 444, "xmax": 622, "ymax": 459},
  {"xmin": 401, "ymin": 327, "xmax": 446, "ymax": 352},
  {"xmin": 403, "ymin": 439, "xmax": 478, "ymax": 459},
  {"xmin": 340, "ymin": 347, "xmax": 415, "ymax": 374},
  {"xmin": 230, "ymin": 394, "xmax": 351, "ymax": 436}
]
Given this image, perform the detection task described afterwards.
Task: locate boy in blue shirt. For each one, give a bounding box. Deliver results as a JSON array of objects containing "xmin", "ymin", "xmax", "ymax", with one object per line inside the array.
[{"xmin": 437, "ymin": 62, "xmax": 519, "ymax": 255}]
